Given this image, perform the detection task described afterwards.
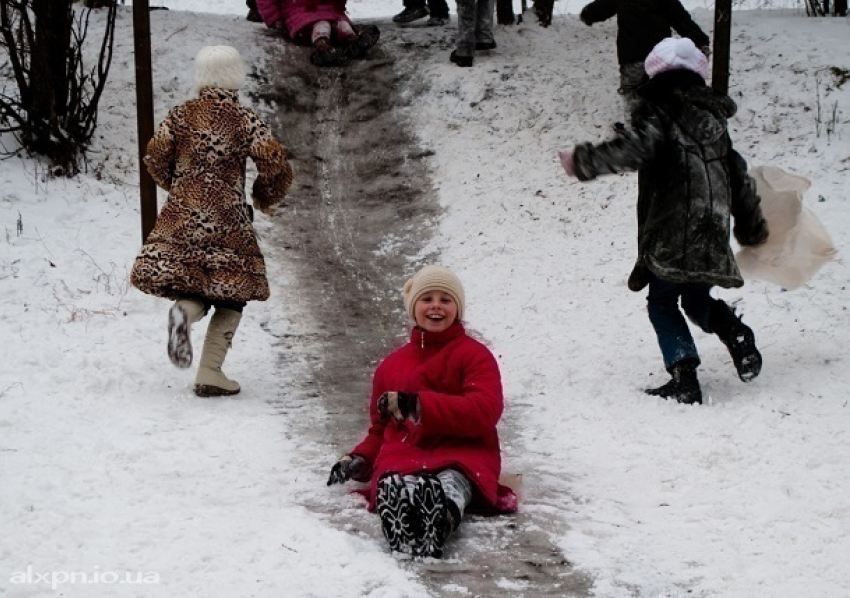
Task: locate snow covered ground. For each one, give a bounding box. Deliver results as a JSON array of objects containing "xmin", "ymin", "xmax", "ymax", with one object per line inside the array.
[{"xmin": 1, "ymin": 1, "xmax": 848, "ymax": 597}]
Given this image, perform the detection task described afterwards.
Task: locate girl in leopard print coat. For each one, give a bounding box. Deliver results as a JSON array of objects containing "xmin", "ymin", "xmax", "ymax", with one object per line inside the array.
[{"xmin": 130, "ymin": 46, "xmax": 293, "ymax": 398}]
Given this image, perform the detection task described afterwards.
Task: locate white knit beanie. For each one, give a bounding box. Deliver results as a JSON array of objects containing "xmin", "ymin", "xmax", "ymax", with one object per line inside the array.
[
  {"xmin": 644, "ymin": 37, "xmax": 709, "ymax": 79},
  {"xmin": 403, "ymin": 265, "xmax": 465, "ymax": 323},
  {"xmin": 194, "ymin": 46, "xmax": 246, "ymax": 95}
]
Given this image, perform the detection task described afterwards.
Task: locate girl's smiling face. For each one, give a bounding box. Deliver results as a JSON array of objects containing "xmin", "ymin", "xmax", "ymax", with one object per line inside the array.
[{"xmin": 413, "ymin": 290, "xmax": 458, "ymax": 333}]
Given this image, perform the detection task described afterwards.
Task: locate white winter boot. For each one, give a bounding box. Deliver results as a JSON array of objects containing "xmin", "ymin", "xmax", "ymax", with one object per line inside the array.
[
  {"xmin": 168, "ymin": 299, "xmax": 206, "ymax": 369},
  {"xmin": 194, "ymin": 308, "xmax": 242, "ymax": 397}
]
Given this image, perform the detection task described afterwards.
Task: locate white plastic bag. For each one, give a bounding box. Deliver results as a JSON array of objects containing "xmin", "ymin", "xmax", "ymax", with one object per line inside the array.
[{"xmin": 736, "ymin": 165, "xmax": 838, "ymax": 290}]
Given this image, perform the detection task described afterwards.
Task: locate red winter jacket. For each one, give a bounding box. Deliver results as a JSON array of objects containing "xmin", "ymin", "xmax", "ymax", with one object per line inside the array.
[{"xmin": 350, "ymin": 322, "xmax": 517, "ymax": 514}]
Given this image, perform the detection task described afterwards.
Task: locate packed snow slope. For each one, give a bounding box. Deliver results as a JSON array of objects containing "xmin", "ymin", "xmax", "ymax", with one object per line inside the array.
[{"xmin": 1, "ymin": 4, "xmax": 848, "ymax": 597}]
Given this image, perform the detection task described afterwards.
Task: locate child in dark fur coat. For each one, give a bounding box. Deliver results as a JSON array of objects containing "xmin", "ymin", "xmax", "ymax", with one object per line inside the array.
[{"xmin": 559, "ymin": 38, "xmax": 769, "ymax": 405}]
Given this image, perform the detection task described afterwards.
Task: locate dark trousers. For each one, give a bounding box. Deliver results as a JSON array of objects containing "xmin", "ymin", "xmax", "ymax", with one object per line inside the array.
[
  {"xmin": 456, "ymin": 0, "xmax": 495, "ymax": 56},
  {"xmin": 404, "ymin": 0, "xmax": 450, "ymax": 18},
  {"xmin": 646, "ymin": 274, "xmax": 720, "ymax": 370}
]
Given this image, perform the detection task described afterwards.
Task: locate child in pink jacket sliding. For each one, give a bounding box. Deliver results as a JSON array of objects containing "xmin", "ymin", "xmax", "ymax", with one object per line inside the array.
[{"xmin": 255, "ymin": 0, "xmax": 380, "ymax": 67}]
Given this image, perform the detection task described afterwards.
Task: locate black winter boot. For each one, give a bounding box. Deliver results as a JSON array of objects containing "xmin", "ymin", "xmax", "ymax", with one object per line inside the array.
[
  {"xmin": 709, "ymin": 302, "xmax": 762, "ymax": 382},
  {"xmin": 411, "ymin": 475, "xmax": 454, "ymax": 558},
  {"xmin": 343, "ymin": 25, "xmax": 380, "ymax": 59},
  {"xmin": 449, "ymin": 51, "xmax": 473, "ymax": 67},
  {"xmin": 377, "ymin": 473, "xmax": 418, "ymax": 556},
  {"xmin": 310, "ymin": 37, "xmax": 348, "ymax": 67},
  {"xmin": 646, "ymin": 360, "xmax": 703, "ymax": 405},
  {"xmin": 392, "ymin": 6, "xmax": 428, "ymax": 22}
]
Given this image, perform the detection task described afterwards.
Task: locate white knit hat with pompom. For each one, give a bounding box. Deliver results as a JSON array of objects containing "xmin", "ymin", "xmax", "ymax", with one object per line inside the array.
[{"xmin": 194, "ymin": 46, "xmax": 245, "ymax": 95}]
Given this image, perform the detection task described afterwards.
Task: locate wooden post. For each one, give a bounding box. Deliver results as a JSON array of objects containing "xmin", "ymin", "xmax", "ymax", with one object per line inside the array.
[
  {"xmin": 133, "ymin": 0, "xmax": 157, "ymax": 242},
  {"xmin": 711, "ymin": 0, "xmax": 732, "ymax": 95}
]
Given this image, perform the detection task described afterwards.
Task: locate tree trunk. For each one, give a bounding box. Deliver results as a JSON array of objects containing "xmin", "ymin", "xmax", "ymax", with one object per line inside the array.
[
  {"xmin": 29, "ymin": 0, "xmax": 72, "ymax": 161},
  {"xmin": 711, "ymin": 0, "xmax": 731, "ymax": 96}
]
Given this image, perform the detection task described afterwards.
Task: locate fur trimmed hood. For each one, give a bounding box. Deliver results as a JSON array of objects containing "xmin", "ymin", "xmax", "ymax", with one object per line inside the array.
[{"xmin": 637, "ymin": 70, "xmax": 737, "ymax": 120}]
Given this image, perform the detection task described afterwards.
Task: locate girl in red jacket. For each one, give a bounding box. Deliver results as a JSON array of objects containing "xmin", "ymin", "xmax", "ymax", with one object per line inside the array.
[
  {"xmin": 255, "ymin": 0, "xmax": 379, "ymax": 67},
  {"xmin": 327, "ymin": 265, "xmax": 517, "ymax": 558}
]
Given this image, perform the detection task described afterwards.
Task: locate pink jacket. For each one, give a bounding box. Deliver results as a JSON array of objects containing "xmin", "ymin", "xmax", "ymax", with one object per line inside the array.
[
  {"xmin": 350, "ymin": 322, "xmax": 518, "ymax": 514},
  {"xmin": 256, "ymin": 0, "xmax": 353, "ymax": 43}
]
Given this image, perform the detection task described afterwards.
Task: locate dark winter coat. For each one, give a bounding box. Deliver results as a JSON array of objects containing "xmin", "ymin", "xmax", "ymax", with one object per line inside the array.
[
  {"xmin": 349, "ymin": 322, "xmax": 517, "ymax": 514},
  {"xmin": 580, "ymin": 0, "xmax": 710, "ymax": 65},
  {"xmin": 130, "ymin": 88, "xmax": 293, "ymax": 303},
  {"xmin": 572, "ymin": 70, "xmax": 768, "ymax": 292}
]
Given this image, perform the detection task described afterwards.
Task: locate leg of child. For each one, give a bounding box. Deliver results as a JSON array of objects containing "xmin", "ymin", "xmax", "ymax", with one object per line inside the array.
[
  {"xmin": 646, "ymin": 275, "xmax": 701, "ymax": 371},
  {"xmin": 427, "ymin": 0, "xmax": 450, "ymax": 20},
  {"xmin": 455, "ymin": 0, "xmax": 476, "ymax": 58},
  {"xmin": 402, "ymin": 471, "xmax": 470, "ymax": 530},
  {"xmin": 473, "ymin": 0, "xmax": 495, "ymax": 46},
  {"xmin": 436, "ymin": 469, "xmax": 472, "ymax": 532},
  {"xmin": 246, "ymin": 0, "xmax": 261, "ymax": 21},
  {"xmin": 333, "ymin": 19, "xmax": 357, "ymax": 44},
  {"xmin": 311, "ymin": 20, "xmax": 332, "ymax": 44},
  {"xmin": 680, "ymin": 285, "xmax": 718, "ymax": 334}
]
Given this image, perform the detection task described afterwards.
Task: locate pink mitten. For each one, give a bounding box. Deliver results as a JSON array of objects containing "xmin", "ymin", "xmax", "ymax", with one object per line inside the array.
[{"xmin": 558, "ymin": 149, "xmax": 576, "ymax": 177}]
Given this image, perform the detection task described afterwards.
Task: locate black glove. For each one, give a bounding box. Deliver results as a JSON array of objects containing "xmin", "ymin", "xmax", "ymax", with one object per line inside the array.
[
  {"xmin": 699, "ymin": 45, "xmax": 712, "ymax": 59},
  {"xmin": 377, "ymin": 391, "xmax": 419, "ymax": 422},
  {"xmin": 734, "ymin": 217, "xmax": 769, "ymax": 247},
  {"xmin": 327, "ymin": 454, "xmax": 367, "ymax": 486}
]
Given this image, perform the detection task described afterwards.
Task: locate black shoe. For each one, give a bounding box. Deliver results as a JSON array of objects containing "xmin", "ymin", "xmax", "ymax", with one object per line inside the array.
[
  {"xmin": 725, "ymin": 325, "xmax": 762, "ymax": 382},
  {"xmin": 709, "ymin": 302, "xmax": 763, "ymax": 382},
  {"xmin": 377, "ymin": 474, "xmax": 418, "ymax": 555},
  {"xmin": 475, "ymin": 41, "xmax": 497, "ymax": 50},
  {"xmin": 246, "ymin": 7, "xmax": 262, "ymax": 21},
  {"xmin": 612, "ymin": 122, "xmax": 627, "ymax": 135},
  {"xmin": 449, "ymin": 50, "xmax": 473, "ymax": 67},
  {"xmin": 310, "ymin": 40, "xmax": 348, "ymax": 67},
  {"xmin": 393, "ymin": 6, "xmax": 429, "ymax": 23},
  {"xmin": 411, "ymin": 475, "xmax": 451, "ymax": 558},
  {"xmin": 344, "ymin": 24, "xmax": 380, "ymax": 59},
  {"xmin": 646, "ymin": 361, "xmax": 703, "ymax": 404},
  {"xmin": 425, "ymin": 15, "xmax": 449, "ymax": 26}
]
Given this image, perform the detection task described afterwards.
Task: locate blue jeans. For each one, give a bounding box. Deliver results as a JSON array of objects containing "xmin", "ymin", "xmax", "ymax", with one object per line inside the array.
[{"xmin": 646, "ymin": 274, "xmax": 720, "ymax": 371}]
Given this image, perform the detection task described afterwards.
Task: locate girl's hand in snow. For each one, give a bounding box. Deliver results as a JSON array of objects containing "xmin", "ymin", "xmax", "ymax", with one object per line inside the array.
[{"xmin": 327, "ymin": 454, "xmax": 368, "ymax": 485}]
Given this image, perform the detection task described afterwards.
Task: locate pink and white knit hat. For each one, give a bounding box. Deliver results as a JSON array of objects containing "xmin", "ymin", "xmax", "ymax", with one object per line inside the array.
[{"xmin": 644, "ymin": 37, "xmax": 709, "ymax": 79}]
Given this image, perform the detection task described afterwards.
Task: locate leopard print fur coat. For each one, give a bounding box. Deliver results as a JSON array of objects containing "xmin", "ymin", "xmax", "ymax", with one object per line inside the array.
[{"xmin": 130, "ymin": 88, "xmax": 293, "ymax": 302}]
